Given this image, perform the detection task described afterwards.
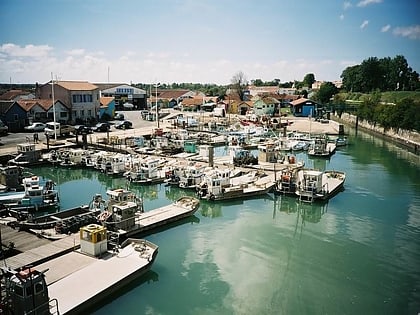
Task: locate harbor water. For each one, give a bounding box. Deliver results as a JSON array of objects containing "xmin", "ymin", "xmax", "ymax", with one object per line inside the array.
[{"xmin": 28, "ymin": 128, "xmax": 420, "ymax": 315}]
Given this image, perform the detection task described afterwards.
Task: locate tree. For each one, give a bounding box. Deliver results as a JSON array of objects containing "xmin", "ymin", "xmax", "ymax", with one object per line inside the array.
[
  {"xmin": 303, "ymin": 73, "xmax": 315, "ymax": 88},
  {"xmin": 340, "ymin": 55, "xmax": 419, "ymax": 92},
  {"xmin": 316, "ymin": 82, "xmax": 338, "ymax": 104},
  {"xmin": 230, "ymin": 71, "xmax": 248, "ymax": 101}
]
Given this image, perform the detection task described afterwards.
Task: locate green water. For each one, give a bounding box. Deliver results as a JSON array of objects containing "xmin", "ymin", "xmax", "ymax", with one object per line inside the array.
[{"xmin": 30, "ymin": 129, "xmax": 420, "ymax": 315}]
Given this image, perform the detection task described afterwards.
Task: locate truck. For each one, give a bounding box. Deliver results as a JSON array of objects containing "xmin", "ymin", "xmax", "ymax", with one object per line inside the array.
[{"xmin": 44, "ymin": 122, "xmax": 74, "ymax": 138}]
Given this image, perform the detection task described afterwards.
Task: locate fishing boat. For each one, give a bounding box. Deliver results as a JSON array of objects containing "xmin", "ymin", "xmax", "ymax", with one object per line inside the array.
[
  {"xmin": 274, "ymin": 167, "xmax": 301, "ymax": 195},
  {"xmin": 0, "ymin": 165, "xmax": 24, "ymax": 193},
  {"xmin": 295, "ymin": 169, "xmax": 346, "ymax": 203},
  {"xmin": 125, "ymin": 157, "xmax": 166, "ymax": 184},
  {"xmin": 0, "ymin": 175, "xmax": 59, "ymax": 212},
  {"xmin": 0, "ymin": 226, "xmax": 158, "ymax": 315},
  {"xmin": 196, "ymin": 170, "xmax": 275, "ymax": 201},
  {"xmin": 97, "ymin": 194, "xmax": 200, "ymax": 239},
  {"xmin": 307, "ymin": 136, "xmax": 336, "ymax": 158},
  {"xmin": 178, "ymin": 163, "xmax": 210, "ymax": 189}
]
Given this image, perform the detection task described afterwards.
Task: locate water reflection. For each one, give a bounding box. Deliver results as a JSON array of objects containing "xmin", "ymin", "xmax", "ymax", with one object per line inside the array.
[{"xmin": 273, "ymin": 195, "xmax": 329, "ymax": 238}]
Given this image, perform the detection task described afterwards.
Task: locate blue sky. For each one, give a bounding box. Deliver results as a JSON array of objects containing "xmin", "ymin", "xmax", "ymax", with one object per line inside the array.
[{"xmin": 0, "ymin": 0, "xmax": 419, "ymax": 85}]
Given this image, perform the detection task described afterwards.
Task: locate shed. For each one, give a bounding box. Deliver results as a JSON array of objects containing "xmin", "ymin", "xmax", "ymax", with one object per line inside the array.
[{"xmin": 290, "ymin": 98, "xmax": 318, "ymax": 117}]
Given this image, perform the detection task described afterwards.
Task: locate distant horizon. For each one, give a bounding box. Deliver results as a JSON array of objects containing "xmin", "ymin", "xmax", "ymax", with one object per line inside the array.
[{"xmin": 1, "ymin": 0, "xmax": 419, "ymax": 85}]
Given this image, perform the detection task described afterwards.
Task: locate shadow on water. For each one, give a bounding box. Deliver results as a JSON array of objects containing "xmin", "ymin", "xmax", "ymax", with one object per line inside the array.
[{"xmin": 86, "ymin": 269, "xmax": 159, "ymax": 314}]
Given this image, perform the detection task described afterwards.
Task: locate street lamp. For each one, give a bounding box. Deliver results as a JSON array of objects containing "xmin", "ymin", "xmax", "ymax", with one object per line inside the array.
[
  {"xmin": 154, "ymin": 83, "xmax": 160, "ymax": 129},
  {"xmin": 51, "ymin": 72, "xmax": 57, "ymax": 141}
]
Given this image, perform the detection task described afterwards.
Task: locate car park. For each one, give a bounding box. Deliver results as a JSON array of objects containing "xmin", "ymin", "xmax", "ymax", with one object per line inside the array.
[
  {"xmin": 114, "ymin": 120, "xmax": 133, "ymax": 129},
  {"xmin": 92, "ymin": 122, "xmax": 110, "ymax": 132},
  {"xmin": 24, "ymin": 122, "xmax": 47, "ymax": 132}
]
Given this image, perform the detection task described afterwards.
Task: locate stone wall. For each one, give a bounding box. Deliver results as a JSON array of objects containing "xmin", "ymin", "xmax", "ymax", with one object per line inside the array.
[{"xmin": 333, "ymin": 113, "xmax": 420, "ymax": 152}]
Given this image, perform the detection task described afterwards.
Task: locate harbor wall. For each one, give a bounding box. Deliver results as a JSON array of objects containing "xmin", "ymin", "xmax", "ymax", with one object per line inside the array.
[{"xmin": 332, "ymin": 113, "xmax": 420, "ymax": 154}]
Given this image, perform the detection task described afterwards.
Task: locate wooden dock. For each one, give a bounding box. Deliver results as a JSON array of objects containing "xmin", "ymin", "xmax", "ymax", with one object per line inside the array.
[
  {"xmin": 0, "ymin": 225, "xmax": 80, "ymax": 270},
  {"xmin": 126, "ymin": 199, "xmax": 199, "ymax": 237}
]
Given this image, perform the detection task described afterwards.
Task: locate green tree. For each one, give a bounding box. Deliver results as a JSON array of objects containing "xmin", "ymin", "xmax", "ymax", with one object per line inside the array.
[
  {"xmin": 316, "ymin": 82, "xmax": 338, "ymax": 104},
  {"xmin": 303, "ymin": 73, "xmax": 315, "ymax": 88}
]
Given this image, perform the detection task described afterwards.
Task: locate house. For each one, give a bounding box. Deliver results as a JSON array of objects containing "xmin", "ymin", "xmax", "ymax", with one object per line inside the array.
[
  {"xmin": 0, "ymin": 89, "xmax": 35, "ymax": 101},
  {"xmin": 36, "ymin": 80, "xmax": 100, "ymax": 123},
  {"xmin": 0, "ymin": 99, "xmax": 69, "ymax": 132},
  {"xmin": 99, "ymin": 96, "xmax": 116, "ymax": 120},
  {"xmin": 180, "ymin": 98, "xmax": 204, "ymax": 111},
  {"xmin": 253, "ymin": 97, "xmax": 280, "ymax": 116},
  {"xmin": 228, "ymin": 100, "xmax": 253, "ymax": 115},
  {"xmin": 100, "ymin": 84, "xmax": 147, "ymax": 110},
  {"xmin": 290, "ymin": 98, "xmax": 318, "ymax": 117},
  {"xmin": 150, "ymin": 89, "xmax": 195, "ymax": 108},
  {"xmin": 19, "ymin": 99, "xmax": 70, "ymax": 124},
  {"xmin": 247, "ymin": 85, "xmax": 280, "ymax": 97}
]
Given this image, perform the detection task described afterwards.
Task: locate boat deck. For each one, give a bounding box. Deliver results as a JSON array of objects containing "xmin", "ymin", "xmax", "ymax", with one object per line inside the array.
[
  {"xmin": 127, "ymin": 202, "xmax": 197, "ymax": 236},
  {"xmin": 43, "ymin": 241, "xmax": 155, "ymax": 314}
]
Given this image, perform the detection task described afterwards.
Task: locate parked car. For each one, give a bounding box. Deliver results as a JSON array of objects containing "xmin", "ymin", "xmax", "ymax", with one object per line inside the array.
[
  {"xmin": 0, "ymin": 120, "xmax": 8, "ymax": 135},
  {"xmin": 140, "ymin": 110, "xmax": 149, "ymax": 119},
  {"xmin": 73, "ymin": 125, "xmax": 93, "ymax": 135},
  {"xmin": 114, "ymin": 120, "xmax": 133, "ymax": 129},
  {"xmin": 123, "ymin": 102, "xmax": 134, "ymax": 109},
  {"xmin": 114, "ymin": 113, "xmax": 125, "ymax": 120},
  {"xmin": 92, "ymin": 122, "xmax": 110, "ymax": 132},
  {"xmin": 24, "ymin": 122, "xmax": 47, "ymax": 132}
]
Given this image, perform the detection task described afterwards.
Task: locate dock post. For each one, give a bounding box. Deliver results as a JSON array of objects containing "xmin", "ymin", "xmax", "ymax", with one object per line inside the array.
[
  {"xmin": 208, "ymin": 146, "xmax": 214, "ymax": 167},
  {"xmin": 338, "ymin": 124, "xmax": 344, "ymax": 135}
]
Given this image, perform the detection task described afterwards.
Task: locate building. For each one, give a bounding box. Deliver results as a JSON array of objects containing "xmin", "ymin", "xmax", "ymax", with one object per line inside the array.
[
  {"xmin": 253, "ymin": 97, "xmax": 280, "ymax": 116},
  {"xmin": 36, "ymin": 80, "xmax": 100, "ymax": 124},
  {"xmin": 99, "ymin": 96, "xmax": 116, "ymax": 119},
  {"xmin": 100, "ymin": 84, "xmax": 147, "ymax": 110},
  {"xmin": 0, "ymin": 89, "xmax": 35, "ymax": 101},
  {"xmin": 290, "ymin": 98, "xmax": 318, "ymax": 117}
]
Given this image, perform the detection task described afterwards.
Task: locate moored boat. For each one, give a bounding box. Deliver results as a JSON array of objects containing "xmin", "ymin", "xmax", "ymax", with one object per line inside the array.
[
  {"xmin": 0, "ymin": 225, "xmax": 158, "ymax": 315},
  {"xmin": 196, "ymin": 170, "xmax": 275, "ymax": 201},
  {"xmin": 0, "ymin": 175, "xmax": 59, "ymax": 213},
  {"xmin": 295, "ymin": 169, "xmax": 346, "ymax": 203}
]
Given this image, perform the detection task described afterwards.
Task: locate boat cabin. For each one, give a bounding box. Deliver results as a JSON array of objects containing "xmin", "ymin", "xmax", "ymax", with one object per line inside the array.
[
  {"xmin": 9, "ymin": 143, "xmax": 42, "ymax": 165},
  {"xmin": 80, "ymin": 224, "xmax": 108, "ymax": 256},
  {"xmin": 0, "ymin": 165, "xmax": 23, "ymax": 191},
  {"xmin": 0, "ymin": 267, "xmax": 52, "ymax": 315}
]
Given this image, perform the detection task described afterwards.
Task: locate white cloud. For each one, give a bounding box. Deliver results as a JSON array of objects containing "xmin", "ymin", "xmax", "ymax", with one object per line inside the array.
[
  {"xmin": 0, "ymin": 43, "xmax": 53, "ymax": 58},
  {"xmin": 343, "ymin": 1, "xmax": 352, "ymax": 10},
  {"xmin": 393, "ymin": 25, "xmax": 420, "ymax": 40},
  {"xmin": 339, "ymin": 14, "xmax": 345, "ymax": 21},
  {"xmin": 360, "ymin": 20, "xmax": 369, "ymax": 29},
  {"xmin": 381, "ymin": 24, "xmax": 391, "ymax": 33},
  {"xmin": 357, "ymin": 0, "xmax": 382, "ymax": 7},
  {"xmin": 66, "ymin": 49, "xmax": 85, "ymax": 56}
]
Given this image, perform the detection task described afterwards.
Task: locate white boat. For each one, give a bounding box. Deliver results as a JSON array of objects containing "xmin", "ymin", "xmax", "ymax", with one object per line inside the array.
[
  {"xmin": 125, "ymin": 157, "xmax": 166, "ymax": 184},
  {"xmin": 178, "ymin": 163, "xmax": 210, "ymax": 189},
  {"xmin": 0, "ymin": 175, "xmax": 59, "ymax": 212},
  {"xmin": 295, "ymin": 169, "xmax": 346, "ymax": 203},
  {"xmin": 307, "ymin": 136, "xmax": 336, "ymax": 157},
  {"xmin": 196, "ymin": 170, "xmax": 275, "ymax": 201},
  {"xmin": 97, "ymin": 194, "xmax": 200, "ymax": 237}
]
